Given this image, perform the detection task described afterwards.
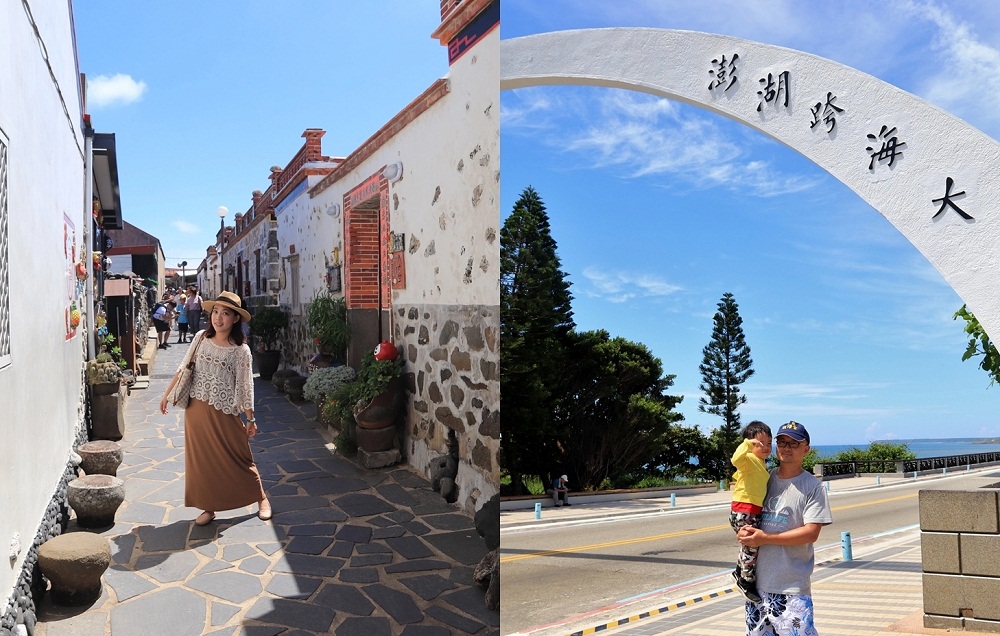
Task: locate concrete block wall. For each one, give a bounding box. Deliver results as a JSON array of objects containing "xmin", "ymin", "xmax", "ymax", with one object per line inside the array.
[{"xmin": 920, "ymin": 489, "xmax": 1000, "ymax": 631}]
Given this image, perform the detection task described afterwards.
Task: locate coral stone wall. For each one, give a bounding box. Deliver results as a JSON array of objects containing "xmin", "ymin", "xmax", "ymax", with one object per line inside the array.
[
  {"xmin": 920, "ymin": 489, "xmax": 1000, "ymax": 632},
  {"xmin": 396, "ymin": 304, "xmax": 499, "ymax": 510}
]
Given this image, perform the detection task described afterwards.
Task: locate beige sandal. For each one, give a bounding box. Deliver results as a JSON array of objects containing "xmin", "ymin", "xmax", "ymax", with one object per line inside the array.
[
  {"xmin": 195, "ymin": 511, "xmax": 216, "ymax": 526},
  {"xmin": 257, "ymin": 500, "xmax": 272, "ymax": 521}
]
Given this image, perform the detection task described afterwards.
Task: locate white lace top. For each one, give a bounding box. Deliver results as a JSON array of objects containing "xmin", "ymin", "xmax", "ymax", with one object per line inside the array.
[{"xmin": 177, "ymin": 331, "xmax": 254, "ymax": 415}]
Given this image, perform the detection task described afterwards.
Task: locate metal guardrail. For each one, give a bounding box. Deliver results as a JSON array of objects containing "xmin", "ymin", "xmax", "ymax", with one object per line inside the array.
[{"xmin": 816, "ymin": 451, "xmax": 1000, "ymax": 477}]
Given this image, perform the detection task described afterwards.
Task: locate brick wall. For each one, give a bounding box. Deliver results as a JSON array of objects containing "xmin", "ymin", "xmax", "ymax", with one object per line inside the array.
[{"xmin": 920, "ymin": 489, "xmax": 1000, "ymax": 631}]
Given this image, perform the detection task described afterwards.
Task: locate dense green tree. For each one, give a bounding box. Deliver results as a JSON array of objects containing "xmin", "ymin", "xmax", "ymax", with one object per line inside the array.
[
  {"xmin": 500, "ymin": 186, "xmax": 575, "ymax": 493},
  {"xmin": 698, "ymin": 292, "xmax": 755, "ymax": 481},
  {"xmin": 646, "ymin": 423, "xmax": 711, "ymax": 482},
  {"xmin": 555, "ymin": 330, "xmax": 686, "ymax": 490},
  {"xmin": 954, "ymin": 304, "xmax": 1000, "ymax": 385}
]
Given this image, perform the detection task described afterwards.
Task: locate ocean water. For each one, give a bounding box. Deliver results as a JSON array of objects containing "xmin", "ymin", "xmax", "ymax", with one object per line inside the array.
[{"xmin": 812, "ymin": 437, "xmax": 1000, "ymax": 460}]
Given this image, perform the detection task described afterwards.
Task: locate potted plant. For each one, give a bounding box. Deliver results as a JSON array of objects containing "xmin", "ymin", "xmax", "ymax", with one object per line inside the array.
[
  {"xmin": 250, "ymin": 306, "xmax": 288, "ymax": 380},
  {"xmin": 86, "ymin": 353, "xmax": 125, "ymax": 441},
  {"xmin": 329, "ymin": 355, "xmax": 403, "ymax": 452},
  {"xmin": 306, "ymin": 292, "xmax": 350, "ymax": 366},
  {"xmin": 303, "ymin": 365, "xmax": 357, "ymax": 424},
  {"xmin": 86, "ymin": 354, "xmax": 122, "ymax": 395}
]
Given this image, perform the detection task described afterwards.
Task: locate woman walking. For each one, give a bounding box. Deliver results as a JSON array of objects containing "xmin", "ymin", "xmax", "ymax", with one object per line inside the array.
[{"xmin": 159, "ymin": 291, "xmax": 271, "ymax": 525}]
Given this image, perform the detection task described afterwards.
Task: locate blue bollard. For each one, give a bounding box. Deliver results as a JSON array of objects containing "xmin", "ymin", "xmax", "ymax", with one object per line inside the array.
[
  {"xmin": 719, "ymin": 480, "xmax": 725, "ymax": 491},
  {"xmin": 825, "ymin": 482, "xmax": 830, "ymax": 493},
  {"xmin": 914, "ymin": 471, "xmax": 918, "ymax": 480},
  {"xmin": 968, "ymin": 464, "xmax": 971, "ymax": 471},
  {"xmin": 841, "ymin": 531, "xmax": 853, "ymax": 562},
  {"xmin": 943, "ymin": 467, "xmax": 947, "ymax": 475},
  {"xmin": 670, "ymin": 492, "xmax": 676, "ymax": 507},
  {"xmin": 534, "ymin": 502, "xmax": 541, "ymax": 520},
  {"xmin": 876, "ymin": 475, "xmax": 881, "ymax": 486}
]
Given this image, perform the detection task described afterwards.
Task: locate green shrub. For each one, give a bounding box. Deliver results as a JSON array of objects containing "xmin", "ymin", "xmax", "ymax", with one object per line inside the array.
[
  {"xmin": 303, "ymin": 365, "xmax": 356, "ymax": 404},
  {"xmin": 252, "ymin": 306, "xmax": 289, "ymax": 350}
]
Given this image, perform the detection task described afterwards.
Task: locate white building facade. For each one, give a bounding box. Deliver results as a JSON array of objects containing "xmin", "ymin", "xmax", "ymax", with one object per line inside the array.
[
  {"xmin": 0, "ymin": 0, "xmax": 93, "ymax": 630},
  {"xmin": 276, "ymin": 1, "xmax": 500, "ymax": 510}
]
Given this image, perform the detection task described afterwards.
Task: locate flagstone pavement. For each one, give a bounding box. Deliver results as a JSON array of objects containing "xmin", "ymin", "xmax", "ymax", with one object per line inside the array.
[{"xmin": 36, "ymin": 337, "xmax": 499, "ymax": 636}]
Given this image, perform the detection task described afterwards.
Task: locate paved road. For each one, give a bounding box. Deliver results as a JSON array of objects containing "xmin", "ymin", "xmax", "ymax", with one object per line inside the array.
[
  {"xmin": 36, "ymin": 336, "xmax": 499, "ymax": 635},
  {"xmin": 500, "ymin": 467, "xmax": 1000, "ymax": 635}
]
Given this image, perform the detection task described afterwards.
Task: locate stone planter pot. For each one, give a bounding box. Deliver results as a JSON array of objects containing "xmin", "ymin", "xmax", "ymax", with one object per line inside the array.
[
  {"xmin": 353, "ymin": 378, "xmax": 402, "ymax": 452},
  {"xmin": 37, "ymin": 532, "xmax": 111, "ymax": 606},
  {"xmin": 284, "ymin": 376, "xmax": 307, "ymax": 402},
  {"xmin": 76, "ymin": 440, "xmax": 123, "ymax": 476},
  {"xmin": 354, "ymin": 377, "xmax": 402, "ymax": 431},
  {"xmin": 89, "ymin": 383, "xmax": 126, "ymax": 441},
  {"xmin": 89, "ymin": 381, "xmax": 120, "ymax": 396},
  {"xmin": 271, "ymin": 369, "xmax": 298, "ymax": 392},
  {"xmin": 355, "ymin": 425, "xmax": 398, "ymax": 453},
  {"xmin": 255, "ymin": 349, "xmax": 280, "ymax": 381},
  {"xmin": 67, "ymin": 474, "xmax": 125, "ymax": 528}
]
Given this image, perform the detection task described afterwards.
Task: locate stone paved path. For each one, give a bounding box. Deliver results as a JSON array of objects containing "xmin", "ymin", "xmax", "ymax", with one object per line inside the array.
[{"xmin": 37, "ymin": 338, "xmax": 499, "ymax": 635}]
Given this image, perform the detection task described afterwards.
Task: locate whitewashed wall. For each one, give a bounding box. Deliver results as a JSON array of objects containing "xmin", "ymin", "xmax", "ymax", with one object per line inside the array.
[
  {"xmin": 0, "ymin": 0, "xmax": 86, "ymax": 609},
  {"xmin": 303, "ymin": 28, "xmax": 500, "ymax": 510},
  {"xmin": 276, "ymin": 172, "xmax": 344, "ymax": 314}
]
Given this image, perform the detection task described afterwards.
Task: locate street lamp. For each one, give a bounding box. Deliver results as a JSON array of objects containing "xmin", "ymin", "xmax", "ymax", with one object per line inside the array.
[
  {"xmin": 217, "ymin": 205, "xmax": 228, "ymax": 294},
  {"xmin": 177, "ymin": 260, "xmax": 187, "ymax": 288}
]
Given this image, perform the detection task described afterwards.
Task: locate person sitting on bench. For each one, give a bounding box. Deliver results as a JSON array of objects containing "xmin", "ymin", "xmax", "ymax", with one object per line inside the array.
[{"xmin": 552, "ymin": 474, "xmax": 571, "ymax": 507}]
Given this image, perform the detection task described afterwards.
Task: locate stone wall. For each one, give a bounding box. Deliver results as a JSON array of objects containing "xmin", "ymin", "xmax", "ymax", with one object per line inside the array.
[
  {"xmin": 920, "ymin": 489, "xmax": 1000, "ymax": 631},
  {"xmin": 2, "ymin": 439, "xmax": 83, "ymax": 636},
  {"xmin": 396, "ymin": 303, "xmax": 499, "ymax": 511}
]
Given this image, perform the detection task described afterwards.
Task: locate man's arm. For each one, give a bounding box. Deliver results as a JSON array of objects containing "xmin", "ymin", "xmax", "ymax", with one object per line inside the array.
[{"xmin": 737, "ymin": 522, "xmax": 823, "ymax": 548}]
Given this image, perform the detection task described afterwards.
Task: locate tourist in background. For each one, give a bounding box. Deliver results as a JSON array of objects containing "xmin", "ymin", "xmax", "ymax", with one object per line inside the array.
[
  {"xmin": 176, "ymin": 294, "xmax": 189, "ymax": 343},
  {"xmin": 158, "ymin": 291, "xmax": 271, "ymax": 526},
  {"xmin": 552, "ymin": 474, "xmax": 571, "ymax": 507},
  {"xmin": 186, "ymin": 287, "xmax": 203, "ymax": 335}
]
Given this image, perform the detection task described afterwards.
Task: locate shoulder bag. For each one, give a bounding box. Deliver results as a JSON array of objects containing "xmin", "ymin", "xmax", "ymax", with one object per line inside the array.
[{"xmin": 170, "ymin": 335, "xmax": 204, "ymax": 408}]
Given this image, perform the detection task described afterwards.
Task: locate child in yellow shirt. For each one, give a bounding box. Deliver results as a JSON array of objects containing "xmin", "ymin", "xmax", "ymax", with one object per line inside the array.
[{"xmin": 730, "ymin": 420, "xmax": 773, "ymax": 603}]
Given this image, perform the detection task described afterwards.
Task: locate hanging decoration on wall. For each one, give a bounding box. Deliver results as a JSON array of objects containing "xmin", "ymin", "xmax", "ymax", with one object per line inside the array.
[
  {"xmin": 324, "ymin": 246, "xmax": 342, "ymax": 293},
  {"xmin": 64, "ymin": 214, "xmax": 79, "ymax": 340}
]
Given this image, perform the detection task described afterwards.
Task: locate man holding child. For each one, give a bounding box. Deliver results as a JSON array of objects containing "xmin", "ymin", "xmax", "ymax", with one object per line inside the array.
[{"xmin": 737, "ymin": 421, "xmax": 832, "ymax": 636}]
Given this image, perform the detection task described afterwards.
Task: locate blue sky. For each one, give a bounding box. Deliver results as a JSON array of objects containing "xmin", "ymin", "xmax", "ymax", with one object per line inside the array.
[
  {"xmin": 500, "ymin": 0, "xmax": 1000, "ymax": 446},
  {"xmin": 73, "ymin": 2, "xmax": 450, "ymax": 269}
]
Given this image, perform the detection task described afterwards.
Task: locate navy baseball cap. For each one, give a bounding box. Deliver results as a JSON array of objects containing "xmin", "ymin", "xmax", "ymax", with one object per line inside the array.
[{"xmin": 776, "ymin": 421, "xmax": 810, "ymax": 443}]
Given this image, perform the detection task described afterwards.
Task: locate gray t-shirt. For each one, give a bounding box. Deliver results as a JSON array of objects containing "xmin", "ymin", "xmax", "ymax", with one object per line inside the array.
[{"xmin": 756, "ymin": 468, "xmax": 833, "ymax": 595}]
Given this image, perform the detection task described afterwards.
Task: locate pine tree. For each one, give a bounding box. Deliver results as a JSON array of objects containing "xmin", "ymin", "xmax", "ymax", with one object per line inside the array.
[
  {"xmin": 698, "ymin": 292, "xmax": 755, "ymax": 480},
  {"xmin": 500, "ymin": 186, "xmax": 575, "ymax": 493}
]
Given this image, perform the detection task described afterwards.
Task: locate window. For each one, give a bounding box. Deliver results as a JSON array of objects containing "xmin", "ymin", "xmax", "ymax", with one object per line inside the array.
[
  {"xmin": 254, "ymin": 249, "xmax": 261, "ymax": 295},
  {"xmin": 0, "ymin": 129, "xmax": 9, "ymax": 368}
]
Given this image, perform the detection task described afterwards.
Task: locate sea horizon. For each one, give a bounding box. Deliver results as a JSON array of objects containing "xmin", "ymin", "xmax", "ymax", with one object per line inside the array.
[{"xmin": 812, "ymin": 436, "xmax": 1000, "ymax": 460}]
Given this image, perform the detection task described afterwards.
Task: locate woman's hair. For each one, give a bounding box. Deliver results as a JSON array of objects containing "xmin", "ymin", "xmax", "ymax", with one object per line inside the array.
[
  {"xmin": 202, "ymin": 308, "xmax": 245, "ymax": 346},
  {"xmin": 741, "ymin": 420, "xmax": 771, "ymax": 440}
]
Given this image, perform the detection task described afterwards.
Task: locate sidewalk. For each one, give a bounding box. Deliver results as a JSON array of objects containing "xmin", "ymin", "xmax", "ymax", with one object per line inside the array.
[
  {"xmin": 37, "ymin": 335, "xmax": 499, "ymax": 635},
  {"xmin": 501, "ymin": 472, "xmax": 926, "ymax": 530},
  {"xmin": 501, "ymin": 472, "xmax": 1000, "ymax": 636}
]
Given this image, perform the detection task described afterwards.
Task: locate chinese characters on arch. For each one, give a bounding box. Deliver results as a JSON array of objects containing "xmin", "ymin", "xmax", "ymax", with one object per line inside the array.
[{"xmin": 706, "ymin": 51, "xmax": 973, "ymax": 221}]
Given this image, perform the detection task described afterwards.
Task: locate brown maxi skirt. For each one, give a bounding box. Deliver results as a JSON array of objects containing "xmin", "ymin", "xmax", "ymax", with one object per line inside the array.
[{"xmin": 184, "ymin": 398, "xmax": 265, "ymax": 512}]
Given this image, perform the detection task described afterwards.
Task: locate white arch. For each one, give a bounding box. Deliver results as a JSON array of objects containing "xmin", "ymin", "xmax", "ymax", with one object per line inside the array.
[{"xmin": 502, "ymin": 28, "xmax": 1000, "ymax": 340}]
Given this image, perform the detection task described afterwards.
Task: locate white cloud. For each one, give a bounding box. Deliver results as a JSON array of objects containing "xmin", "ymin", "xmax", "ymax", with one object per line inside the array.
[
  {"xmin": 581, "ymin": 266, "xmax": 682, "ymax": 303},
  {"xmin": 87, "ymin": 74, "xmax": 147, "ymax": 108},
  {"xmin": 902, "ymin": 0, "xmax": 1000, "ymax": 135},
  {"xmin": 505, "ymin": 88, "xmax": 821, "ymax": 197},
  {"xmin": 171, "ymin": 220, "xmax": 199, "ymax": 234}
]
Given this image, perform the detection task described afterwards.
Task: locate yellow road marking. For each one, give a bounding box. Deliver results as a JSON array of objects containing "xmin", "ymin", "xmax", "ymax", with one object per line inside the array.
[{"xmin": 500, "ymin": 492, "xmax": 918, "ymax": 564}]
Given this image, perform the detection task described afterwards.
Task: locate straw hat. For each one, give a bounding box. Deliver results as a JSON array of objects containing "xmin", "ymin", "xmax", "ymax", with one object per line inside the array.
[{"xmin": 202, "ymin": 291, "xmax": 251, "ymax": 323}]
